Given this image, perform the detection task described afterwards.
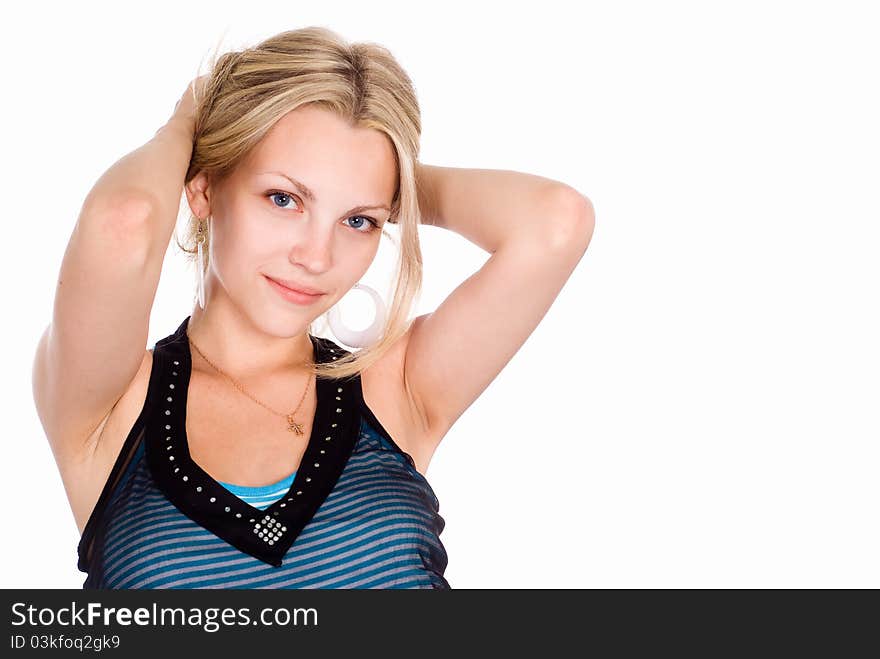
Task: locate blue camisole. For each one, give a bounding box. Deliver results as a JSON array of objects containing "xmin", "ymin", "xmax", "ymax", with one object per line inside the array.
[{"xmin": 217, "ymin": 471, "xmax": 298, "ymax": 510}]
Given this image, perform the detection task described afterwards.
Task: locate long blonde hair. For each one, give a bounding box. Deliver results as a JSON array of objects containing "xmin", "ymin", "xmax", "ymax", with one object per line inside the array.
[{"xmin": 175, "ymin": 27, "xmax": 425, "ymax": 381}]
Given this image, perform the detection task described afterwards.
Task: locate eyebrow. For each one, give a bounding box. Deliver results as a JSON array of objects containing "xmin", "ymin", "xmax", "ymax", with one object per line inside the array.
[{"xmin": 256, "ymin": 171, "xmax": 391, "ymax": 216}]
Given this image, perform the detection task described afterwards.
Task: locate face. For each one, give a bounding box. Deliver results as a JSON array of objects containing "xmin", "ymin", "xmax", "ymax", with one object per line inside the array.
[{"xmin": 185, "ymin": 104, "xmax": 398, "ymax": 336}]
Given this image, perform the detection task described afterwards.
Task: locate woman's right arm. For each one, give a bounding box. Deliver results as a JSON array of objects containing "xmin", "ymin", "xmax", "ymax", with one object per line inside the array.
[{"xmin": 32, "ymin": 79, "xmax": 201, "ymax": 462}]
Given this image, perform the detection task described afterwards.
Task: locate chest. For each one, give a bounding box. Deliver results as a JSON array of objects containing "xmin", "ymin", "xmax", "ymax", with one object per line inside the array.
[
  {"xmin": 167, "ymin": 360, "xmax": 419, "ymax": 487},
  {"xmin": 183, "ymin": 370, "xmax": 320, "ymax": 486}
]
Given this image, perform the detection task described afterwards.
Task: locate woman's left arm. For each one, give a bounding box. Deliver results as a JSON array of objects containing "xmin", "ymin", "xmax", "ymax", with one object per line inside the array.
[{"xmin": 402, "ymin": 162, "xmax": 595, "ymax": 448}]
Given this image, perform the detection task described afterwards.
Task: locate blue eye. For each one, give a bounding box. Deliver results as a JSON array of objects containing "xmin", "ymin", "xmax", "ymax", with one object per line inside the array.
[
  {"xmin": 266, "ymin": 191, "xmax": 379, "ymax": 234},
  {"xmin": 268, "ymin": 191, "xmax": 298, "ymax": 210},
  {"xmin": 345, "ymin": 216, "xmax": 380, "ymax": 233}
]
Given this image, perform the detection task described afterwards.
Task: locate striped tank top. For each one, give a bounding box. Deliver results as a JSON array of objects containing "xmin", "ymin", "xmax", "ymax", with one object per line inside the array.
[{"xmin": 76, "ymin": 315, "xmax": 450, "ymax": 589}]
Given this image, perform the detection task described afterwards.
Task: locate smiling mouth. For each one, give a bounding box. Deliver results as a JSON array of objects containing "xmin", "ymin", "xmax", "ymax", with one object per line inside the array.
[
  {"xmin": 264, "ymin": 275, "xmax": 326, "ymax": 304},
  {"xmin": 264, "ymin": 275, "xmax": 325, "ymax": 295}
]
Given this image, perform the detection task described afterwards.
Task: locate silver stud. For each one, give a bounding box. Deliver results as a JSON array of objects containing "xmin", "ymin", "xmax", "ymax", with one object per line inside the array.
[
  {"xmin": 337, "ymin": 387, "xmax": 342, "ymax": 392},
  {"xmin": 166, "ymin": 424, "xmax": 171, "ymax": 430},
  {"xmin": 320, "ymin": 450, "xmax": 325, "ymax": 454},
  {"xmin": 331, "ymin": 423, "xmax": 337, "ymax": 427},
  {"xmin": 314, "ymin": 462, "xmax": 319, "ymax": 468},
  {"xmin": 236, "ymin": 513, "xmax": 241, "ymax": 518},
  {"xmin": 332, "ymin": 356, "xmax": 337, "ymax": 360},
  {"xmin": 305, "ymin": 477, "xmax": 311, "ymax": 482},
  {"xmin": 183, "ymin": 476, "xmax": 188, "ymax": 481},
  {"xmin": 336, "ymin": 408, "xmax": 341, "ymax": 413},
  {"xmin": 173, "ymin": 360, "xmax": 179, "ymax": 365},
  {"xmin": 297, "ymin": 491, "xmax": 302, "ymax": 495},
  {"xmin": 172, "ymin": 371, "xmax": 177, "ymax": 375},
  {"xmin": 166, "ymin": 446, "xmax": 172, "ymax": 450},
  {"xmin": 280, "ymin": 503, "xmax": 286, "ymax": 507},
  {"xmin": 196, "ymin": 486, "xmax": 202, "ymax": 492},
  {"xmin": 225, "ymin": 506, "xmax": 230, "ymax": 512},
  {"xmin": 166, "ymin": 436, "xmax": 171, "ymax": 441},
  {"xmin": 169, "ymin": 384, "xmax": 175, "ymax": 389},
  {"xmin": 250, "ymin": 519, "xmax": 255, "ymax": 522},
  {"xmin": 335, "ymin": 396, "xmax": 341, "ymax": 400},
  {"xmin": 209, "ymin": 497, "xmax": 216, "ymax": 503},
  {"xmin": 169, "ymin": 456, "xmax": 174, "ymax": 461},
  {"xmin": 282, "ymin": 526, "xmax": 286, "ymax": 531},
  {"xmin": 166, "ymin": 396, "xmax": 172, "ymax": 402},
  {"xmin": 165, "ymin": 410, "xmax": 171, "ymax": 415},
  {"xmin": 268, "ymin": 540, "xmax": 274, "ymax": 545},
  {"xmin": 174, "ymin": 467, "xmax": 179, "ymax": 472}
]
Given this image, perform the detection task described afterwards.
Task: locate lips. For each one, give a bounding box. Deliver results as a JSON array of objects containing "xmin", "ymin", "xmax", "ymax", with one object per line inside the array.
[{"xmin": 264, "ymin": 275, "xmax": 325, "ymax": 296}]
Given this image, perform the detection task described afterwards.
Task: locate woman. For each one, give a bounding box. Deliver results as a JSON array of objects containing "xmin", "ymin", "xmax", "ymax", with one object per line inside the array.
[{"xmin": 32, "ymin": 26, "xmax": 594, "ymax": 589}]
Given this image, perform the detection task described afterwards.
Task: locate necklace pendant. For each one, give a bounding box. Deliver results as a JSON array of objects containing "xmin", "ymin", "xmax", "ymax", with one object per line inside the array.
[{"xmin": 287, "ymin": 414, "xmax": 304, "ymax": 435}]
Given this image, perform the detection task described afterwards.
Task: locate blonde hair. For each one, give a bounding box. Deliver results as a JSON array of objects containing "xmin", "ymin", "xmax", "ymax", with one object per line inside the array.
[{"xmin": 175, "ymin": 26, "xmax": 425, "ymax": 382}]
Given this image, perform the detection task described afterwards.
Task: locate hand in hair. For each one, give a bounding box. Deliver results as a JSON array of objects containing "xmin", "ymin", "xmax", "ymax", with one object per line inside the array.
[{"xmin": 169, "ymin": 74, "xmax": 210, "ymax": 135}]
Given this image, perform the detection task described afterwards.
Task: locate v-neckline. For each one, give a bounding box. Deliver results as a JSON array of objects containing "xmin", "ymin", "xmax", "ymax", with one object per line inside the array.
[{"xmin": 144, "ymin": 316, "xmax": 361, "ymax": 567}]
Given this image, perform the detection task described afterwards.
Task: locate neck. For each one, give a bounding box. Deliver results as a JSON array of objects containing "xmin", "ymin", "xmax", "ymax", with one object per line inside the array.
[{"xmin": 186, "ymin": 301, "xmax": 314, "ymax": 379}]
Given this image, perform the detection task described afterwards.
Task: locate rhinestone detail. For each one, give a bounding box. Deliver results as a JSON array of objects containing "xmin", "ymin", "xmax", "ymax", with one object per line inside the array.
[{"xmin": 253, "ymin": 515, "xmax": 286, "ymax": 543}]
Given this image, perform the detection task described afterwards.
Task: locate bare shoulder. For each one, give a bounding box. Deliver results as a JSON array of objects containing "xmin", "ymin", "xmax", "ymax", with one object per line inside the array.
[
  {"xmin": 59, "ymin": 349, "xmax": 155, "ymax": 536},
  {"xmin": 359, "ymin": 315, "xmax": 442, "ymax": 476}
]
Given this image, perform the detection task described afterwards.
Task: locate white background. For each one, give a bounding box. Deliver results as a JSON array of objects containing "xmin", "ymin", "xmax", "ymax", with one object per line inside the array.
[{"xmin": 2, "ymin": 0, "xmax": 878, "ymax": 588}]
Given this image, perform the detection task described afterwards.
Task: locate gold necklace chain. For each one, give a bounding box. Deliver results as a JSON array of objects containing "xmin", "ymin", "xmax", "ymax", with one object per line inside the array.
[{"xmin": 185, "ymin": 330, "xmax": 313, "ymax": 435}]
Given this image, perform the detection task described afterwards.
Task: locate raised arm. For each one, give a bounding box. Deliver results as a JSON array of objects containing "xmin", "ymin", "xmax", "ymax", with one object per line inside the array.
[
  {"xmin": 31, "ymin": 78, "xmax": 201, "ymax": 462},
  {"xmin": 402, "ymin": 164, "xmax": 594, "ymax": 460}
]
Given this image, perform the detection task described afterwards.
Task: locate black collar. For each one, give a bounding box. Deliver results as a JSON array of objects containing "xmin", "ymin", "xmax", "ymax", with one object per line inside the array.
[{"xmin": 145, "ymin": 316, "xmax": 360, "ymax": 567}]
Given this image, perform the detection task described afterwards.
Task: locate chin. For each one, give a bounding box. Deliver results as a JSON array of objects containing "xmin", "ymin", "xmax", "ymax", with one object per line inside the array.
[{"xmin": 243, "ymin": 301, "xmax": 309, "ymax": 336}]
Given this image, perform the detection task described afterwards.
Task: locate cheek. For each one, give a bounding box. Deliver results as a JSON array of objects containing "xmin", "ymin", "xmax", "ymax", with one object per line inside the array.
[
  {"xmin": 208, "ymin": 225, "xmax": 258, "ymax": 280},
  {"xmin": 348, "ymin": 243, "xmax": 377, "ymax": 271}
]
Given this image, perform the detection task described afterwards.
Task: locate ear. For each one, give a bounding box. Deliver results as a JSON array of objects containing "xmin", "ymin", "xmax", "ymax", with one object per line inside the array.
[{"xmin": 184, "ymin": 170, "xmax": 212, "ymax": 220}]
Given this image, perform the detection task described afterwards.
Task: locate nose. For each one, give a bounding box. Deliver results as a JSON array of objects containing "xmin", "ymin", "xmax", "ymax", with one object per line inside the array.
[{"xmin": 288, "ymin": 216, "xmax": 333, "ymax": 274}]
